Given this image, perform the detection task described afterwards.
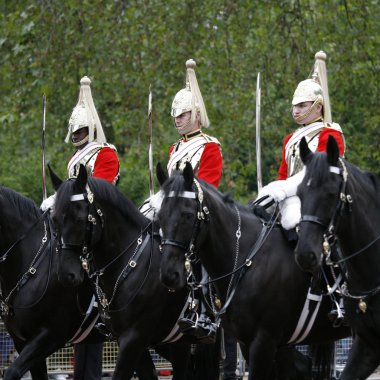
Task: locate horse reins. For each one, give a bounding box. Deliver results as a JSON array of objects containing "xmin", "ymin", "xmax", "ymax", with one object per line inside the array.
[
  {"xmin": 0, "ymin": 210, "xmax": 53, "ymax": 315},
  {"xmin": 160, "ymin": 178, "xmax": 280, "ymax": 318},
  {"xmin": 66, "ymin": 185, "xmax": 156, "ymax": 314},
  {"xmin": 0, "ymin": 209, "xmax": 49, "ymax": 263},
  {"xmin": 300, "ymin": 158, "xmax": 380, "ymax": 310}
]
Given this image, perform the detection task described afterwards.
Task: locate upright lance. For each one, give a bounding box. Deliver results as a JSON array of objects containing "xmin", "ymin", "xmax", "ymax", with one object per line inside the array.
[
  {"xmin": 256, "ymin": 73, "xmax": 262, "ymax": 192},
  {"xmin": 148, "ymin": 85, "xmax": 154, "ymax": 196},
  {"xmin": 41, "ymin": 94, "xmax": 47, "ymax": 201}
]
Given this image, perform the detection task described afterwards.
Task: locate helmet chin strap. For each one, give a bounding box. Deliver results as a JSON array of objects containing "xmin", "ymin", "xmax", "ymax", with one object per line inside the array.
[
  {"xmin": 72, "ymin": 134, "xmax": 89, "ymax": 148},
  {"xmin": 293, "ymin": 99, "xmax": 322, "ymax": 124},
  {"xmin": 174, "ymin": 118, "xmax": 193, "ymax": 135}
]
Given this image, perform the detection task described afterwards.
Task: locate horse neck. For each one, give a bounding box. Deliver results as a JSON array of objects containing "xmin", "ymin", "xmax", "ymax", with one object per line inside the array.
[
  {"xmin": 197, "ymin": 195, "xmax": 262, "ymax": 297},
  {"xmin": 337, "ymin": 177, "xmax": 380, "ymax": 290},
  {"xmin": 93, "ymin": 201, "xmax": 150, "ymax": 271},
  {"xmin": 0, "ymin": 216, "xmax": 48, "ymax": 292}
]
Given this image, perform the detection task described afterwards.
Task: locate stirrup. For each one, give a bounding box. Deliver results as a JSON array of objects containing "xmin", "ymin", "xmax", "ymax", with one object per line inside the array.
[
  {"xmin": 328, "ymin": 309, "xmax": 346, "ymax": 328},
  {"xmin": 178, "ymin": 313, "xmax": 217, "ymax": 344},
  {"xmin": 178, "ymin": 311, "xmax": 199, "ymax": 332},
  {"xmin": 95, "ymin": 322, "xmax": 113, "ymax": 339}
]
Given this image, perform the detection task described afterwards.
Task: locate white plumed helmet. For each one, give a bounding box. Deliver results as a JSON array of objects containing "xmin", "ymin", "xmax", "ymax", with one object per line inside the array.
[
  {"xmin": 292, "ymin": 51, "xmax": 332, "ymax": 123},
  {"xmin": 65, "ymin": 76, "xmax": 107, "ymax": 145},
  {"xmin": 171, "ymin": 59, "xmax": 210, "ymax": 128}
]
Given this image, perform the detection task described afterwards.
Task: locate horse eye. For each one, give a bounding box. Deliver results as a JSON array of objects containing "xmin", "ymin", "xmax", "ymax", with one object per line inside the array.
[{"xmin": 307, "ymin": 179, "xmax": 312, "ymax": 187}]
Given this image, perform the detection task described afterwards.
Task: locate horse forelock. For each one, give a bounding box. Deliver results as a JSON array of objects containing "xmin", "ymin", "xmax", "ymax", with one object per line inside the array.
[
  {"xmin": 161, "ymin": 174, "xmax": 187, "ymax": 197},
  {"xmin": 303, "ymin": 151, "xmax": 332, "ymax": 188},
  {"xmin": 0, "ymin": 186, "xmax": 40, "ymax": 221}
]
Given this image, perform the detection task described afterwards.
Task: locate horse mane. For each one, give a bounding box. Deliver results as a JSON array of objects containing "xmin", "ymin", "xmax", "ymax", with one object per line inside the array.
[
  {"xmin": 303, "ymin": 151, "xmax": 380, "ymax": 199},
  {"xmin": 0, "ymin": 186, "xmax": 41, "ymax": 220},
  {"xmin": 55, "ymin": 178, "xmax": 148, "ymax": 226},
  {"xmin": 346, "ymin": 161, "xmax": 380, "ymax": 198}
]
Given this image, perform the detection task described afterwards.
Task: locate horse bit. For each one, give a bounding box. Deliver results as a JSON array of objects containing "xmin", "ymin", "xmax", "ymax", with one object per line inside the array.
[{"xmin": 300, "ymin": 158, "xmax": 380, "ymax": 313}]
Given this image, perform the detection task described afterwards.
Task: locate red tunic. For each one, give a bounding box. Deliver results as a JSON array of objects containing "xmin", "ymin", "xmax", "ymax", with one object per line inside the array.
[
  {"xmin": 277, "ymin": 128, "xmax": 345, "ymax": 180},
  {"xmin": 169, "ymin": 141, "xmax": 223, "ymax": 189},
  {"xmin": 92, "ymin": 147, "xmax": 120, "ymax": 183}
]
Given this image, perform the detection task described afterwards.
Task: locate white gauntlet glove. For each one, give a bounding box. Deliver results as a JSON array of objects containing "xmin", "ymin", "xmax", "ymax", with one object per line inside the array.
[
  {"xmin": 256, "ymin": 168, "xmax": 306, "ymax": 207},
  {"xmin": 40, "ymin": 193, "xmax": 56, "ymax": 212},
  {"xmin": 279, "ymin": 195, "xmax": 301, "ymax": 230},
  {"xmin": 139, "ymin": 191, "xmax": 164, "ymax": 221},
  {"xmin": 257, "ymin": 181, "xmax": 287, "ymax": 206}
]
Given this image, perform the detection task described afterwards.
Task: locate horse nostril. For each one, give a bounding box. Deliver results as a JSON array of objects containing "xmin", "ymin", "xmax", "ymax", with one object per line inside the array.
[
  {"xmin": 160, "ymin": 271, "xmax": 180, "ymax": 289},
  {"xmin": 295, "ymin": 251, "xmax": 318, "ymax": 272}
]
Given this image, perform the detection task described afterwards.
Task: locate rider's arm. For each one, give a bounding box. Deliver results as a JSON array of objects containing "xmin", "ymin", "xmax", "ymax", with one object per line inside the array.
[
  {"xmin": 198, "ymin": 143, "xmax": 223, "ymax": 189},
  {"xmin": 93, "ymin": 148, "xmax": 119, "ymax": 183}
]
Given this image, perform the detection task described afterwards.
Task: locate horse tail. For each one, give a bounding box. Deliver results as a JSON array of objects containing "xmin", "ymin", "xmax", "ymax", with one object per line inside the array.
[{"xmin": 309, "ymin": 342, "xmax": 335, "ymax": 380}]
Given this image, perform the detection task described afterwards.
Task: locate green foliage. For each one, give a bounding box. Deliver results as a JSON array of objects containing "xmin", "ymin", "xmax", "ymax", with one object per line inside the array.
[{"xmin": 1, "ymin": 0, "xmax": 379, "ymax": 205}]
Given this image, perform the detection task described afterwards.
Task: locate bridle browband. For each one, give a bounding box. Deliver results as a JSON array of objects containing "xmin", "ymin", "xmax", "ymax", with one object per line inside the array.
[
  {"xmin": 62, "ymin": 184, "xmax": 154, "ymax": 314},
  {"xmin": 300, "ymin": 158, "xmax": 352, "ymax": 264},
  {"xmin": 160, "ymin": 178, "xmax": 280, "ymax": 318},
  {"xmin": 160, "ymin": 180, "xmax": 209, "ymax": 254}
]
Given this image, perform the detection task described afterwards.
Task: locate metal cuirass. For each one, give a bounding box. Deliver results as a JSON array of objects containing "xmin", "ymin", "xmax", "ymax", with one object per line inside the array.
[
  {"xmin": 167, "ymin": 134, "xmax": 220, "ymax": 177},
  {"xmin": 285, "ymin": 122, "xmax": 325, "ymax": 178},
  {"xmin": 67, "ymin": 142, "xmax": 118, "ymax": 180}
]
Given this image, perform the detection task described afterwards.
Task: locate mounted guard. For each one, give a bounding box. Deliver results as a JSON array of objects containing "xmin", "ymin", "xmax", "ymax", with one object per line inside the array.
[{"xmin": 257, "ymin": 51, "xmax": 345, "ymax": 231}]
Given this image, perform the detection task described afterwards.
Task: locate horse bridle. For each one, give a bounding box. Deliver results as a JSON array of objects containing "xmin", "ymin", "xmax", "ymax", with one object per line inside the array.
[
  {"xmin": 160, "ymin": 179, "xmax": 209, "ymax": 262},
  {"xmin": 300, "ymin": 159, "xmax": 380, "ymax": 311},
  {"xmin": 63, "ymin": 184, "xmax": 154, "ymax": 313},
  {"xmin": 58, "ymin": 186, "xmax": 104, "ymax": 273},
  {"xmin": 300, "ymin": 158, "xmax": 353, "ymax": 265},
  {"xmin": 159, "ymin": 179, "xmax": 278, "ymax": 318}
]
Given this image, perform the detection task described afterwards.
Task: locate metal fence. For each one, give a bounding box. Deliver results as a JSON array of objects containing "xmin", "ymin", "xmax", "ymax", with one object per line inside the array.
[
  {"xmin": 0, "ymin": 321, "xmax": 355, "ymax": 379},
  {"xmin": 0, "ymin": 322, "xmax": 172, "ymax": 379}
]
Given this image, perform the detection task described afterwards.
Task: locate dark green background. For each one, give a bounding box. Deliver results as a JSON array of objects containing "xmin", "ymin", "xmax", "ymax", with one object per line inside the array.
[{"xmin": 1, "ymin": 0, "xmax": 379, "ymax": 205}]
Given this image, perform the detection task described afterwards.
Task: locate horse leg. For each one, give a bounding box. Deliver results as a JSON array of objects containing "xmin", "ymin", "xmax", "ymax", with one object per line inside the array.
[
  {"xmin": 134, "ymin": 349, "xmax": 158, "ymax": 380},
  {"xmin": 112, "ymin": 332, "xmax": 155, "ymax": 380},
  {"xmin": 247, "ymin": 336, "xmax": 277, "ymax": 380},
  {"xmin": 29, "ymin": 360, "xmax": 48, "ymax": 380},
  {"xmin": 339, "ymin": 335, "xmax": 380, "ymax": 380},
  {"xmin": 3, "ymin": 331, "xmax": 59, "ymax": 380},
  {"xmin": 154, "ymin": 343, "xmax": 191, "ymax": 380},
  {"xmin": 275, "ymin": 346, "xmax": 312, "ymax": 380}
]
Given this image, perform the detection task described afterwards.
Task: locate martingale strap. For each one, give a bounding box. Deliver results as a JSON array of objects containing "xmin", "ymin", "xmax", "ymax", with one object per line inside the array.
[
  {"xmin": 161, "ymin": 291, "xmax": 192, "ymax": 344},
  {"xmin": 69, "ymin": 295, "xmax": 100, "ymax": 344},
  {"xmin": 287, "ymin": 286, "xmax": 322, "ymax": 344}
]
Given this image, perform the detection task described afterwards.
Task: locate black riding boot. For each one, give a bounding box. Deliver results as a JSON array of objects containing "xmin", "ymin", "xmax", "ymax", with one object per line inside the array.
[
  {"xmin": 178, "ymin": 303, "xmax": 217, "ymax": 344},
  {"xmin": 178, "ymin": 266, "xmax": 217, "ymax": 344}
]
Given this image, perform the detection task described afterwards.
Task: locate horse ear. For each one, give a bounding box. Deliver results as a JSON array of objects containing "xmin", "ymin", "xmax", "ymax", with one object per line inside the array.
[
  {"xmin": 156, "ymin": 162, "xmax": 168, "ymax": 187},
  {"xmin": 327, "ymin": 135, "xmax": 340, "ymax": 166},
  {"xmin": 75, "ymin": 164, "xmax": 88, "ymax": 191},
  {"xmin": 300, "ymin": 137, "xmax": 313, "ymax": 165},
  {"xmin": 183, "ymin": 162, "xmax": 194, "ymax": 189},
  {"xmin": 47, "ymin": 164, "xmax": 63, "ymax": 191}
]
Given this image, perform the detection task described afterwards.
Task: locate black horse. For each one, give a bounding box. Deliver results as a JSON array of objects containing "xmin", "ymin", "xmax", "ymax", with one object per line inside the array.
[
  {"xmin": 0, "ymin": 183, "xmax": 165, "ymax": 380},
  {"xmin": 156, "ymin": 162, "xmax": 351, "ymax": 380},
  {"xmin": 52, "ymin": 165, "xmax": 222, "ymax": 380},
  {"xmin": 296, "ymin": 135, "xmax": 380, "ymax": 379},
  {"xmin": 0, "ymin": 185, "xmax": 103, "ymax": 380}
]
